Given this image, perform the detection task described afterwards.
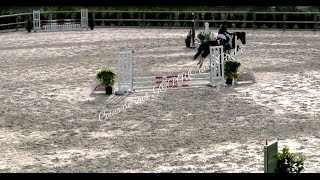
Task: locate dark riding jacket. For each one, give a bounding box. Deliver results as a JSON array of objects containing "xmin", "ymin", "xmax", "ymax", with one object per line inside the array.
[{"xmin": 218, "ymin": 24, "xmax": 231, "ymax": 35}]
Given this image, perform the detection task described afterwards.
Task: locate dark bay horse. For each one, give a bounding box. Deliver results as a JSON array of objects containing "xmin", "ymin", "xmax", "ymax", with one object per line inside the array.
[{"xmin": 193, "ymin": 32, "xmax": 246, "ymax": 62}]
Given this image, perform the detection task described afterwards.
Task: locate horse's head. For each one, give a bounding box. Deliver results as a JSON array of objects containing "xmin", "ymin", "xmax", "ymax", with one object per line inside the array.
[
  {"xmin": 225, "ymin": 32, "xmax": 245, "ymax": 51},
  {"xmin": 235, "ymin": 32, "xmax": 246, "ymax": 45},
  {"xmin": 232, "ymin": 32, "xmax": 246, "ymax": 48}
]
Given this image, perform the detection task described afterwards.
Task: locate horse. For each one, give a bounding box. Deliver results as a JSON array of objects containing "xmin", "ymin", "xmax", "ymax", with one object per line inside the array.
[{"xmin": 193, "ymin": 32, "xmax": 246, "ymax": 68}]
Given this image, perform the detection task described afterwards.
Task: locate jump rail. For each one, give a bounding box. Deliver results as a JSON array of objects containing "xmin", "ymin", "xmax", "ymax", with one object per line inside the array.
[
  {"xmin": 116, "ymin": 46, "xmax": 226, "ymax": 93},
  {"xmin": 33, "ymin": 9, "xmax": 88, "ymax": 32}
]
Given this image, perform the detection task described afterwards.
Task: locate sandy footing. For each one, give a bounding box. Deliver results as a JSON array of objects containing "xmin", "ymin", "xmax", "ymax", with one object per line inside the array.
[{"xmin": 0, "ymin": 28, "xmax": 319, "ymax": 172}]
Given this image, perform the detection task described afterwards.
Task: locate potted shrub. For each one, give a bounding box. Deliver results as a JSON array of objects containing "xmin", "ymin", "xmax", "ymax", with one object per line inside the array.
[
  {"xmin": 275, "ymin": 146, "xmax": 306, "ymax": 173},
  {"xmin": 96, "ymin": 68, "xmax": 116, "ymax": 95},
  {"xmin": 224, "ymin": 60, "xmax": 241, "ymax": 85},
  {"xmin": 197, "ymin": 31, "xmax": 211, "ymax": 43}
]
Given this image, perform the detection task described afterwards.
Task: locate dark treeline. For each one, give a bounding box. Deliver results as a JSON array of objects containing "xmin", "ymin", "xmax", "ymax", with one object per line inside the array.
[{"xmin": 1, "ymin": 6, "xmax": 320, "ymax": 15}]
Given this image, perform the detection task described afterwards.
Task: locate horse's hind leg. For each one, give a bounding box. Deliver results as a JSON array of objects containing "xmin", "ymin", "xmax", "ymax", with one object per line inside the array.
[
  {"xmin": 198, "ymin": 57, "xmax": 205, "ymax": 68},
  {"xmin": 197, "ymin": 49, "xmax": 210, "ymax": 68},
  {"xmin": 194, "ymin": 51, "xmax": 202, "ymax": 60},
  {"xmin": 193, "ymin": 44, "xmax": 204, "ymax": 60},
  {"xmin": 197, "ymin": 56, "xmax": 203, "ymax": 65}
]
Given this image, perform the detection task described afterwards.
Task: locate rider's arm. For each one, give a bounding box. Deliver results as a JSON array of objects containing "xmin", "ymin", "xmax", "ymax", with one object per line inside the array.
[{"xmin": 226, "ymin": 31, "xmax": 232, "ymax": 35}]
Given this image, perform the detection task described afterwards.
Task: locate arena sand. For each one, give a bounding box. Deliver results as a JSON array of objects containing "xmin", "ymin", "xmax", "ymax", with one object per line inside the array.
[{"xmin": 0, "ymin": 28, "xmax": 319, "ymax": 172}]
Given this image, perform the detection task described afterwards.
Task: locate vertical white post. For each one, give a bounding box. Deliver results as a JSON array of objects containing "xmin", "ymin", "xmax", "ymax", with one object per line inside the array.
[
  {"xmin": 117, "ymin": 51, "xmax": 133, "ymax": 92},
  {"xmin": 191, "ymin": 19, "xmax": 195, "ymax": 47},
  {"xmin": 234, "ymin": 35, "xmax": 238, "ymax": 57},
  {"xmin": 264, "ymin": 140, "xmax": 278, "ymax": 173},
  {"xmin": 33, "ymin": 10, "xmax": 41, "ymax": 32},
  {"xmin": 221, "ymin": 46, "xmax": 225, "ymax": 82},
  {"xmin": 205, "ymin": 22, "xmax": 210, "ymax": 36},
  {"xmin": 210, "ymin": 46, "xmax": 214, "ymax": 86},
  {"xmin": 209, "ymin": 45, "xmax": 224, "ymax": 86},
  {"xmin": 81, "ymin": 9, "xmax": 88, "ymax": 30}
]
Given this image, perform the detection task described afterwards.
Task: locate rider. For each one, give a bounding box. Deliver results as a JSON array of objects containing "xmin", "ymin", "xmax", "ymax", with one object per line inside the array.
[{"xmin": 217, "ymin": 23, "xmax": 232, "ymax": 46}]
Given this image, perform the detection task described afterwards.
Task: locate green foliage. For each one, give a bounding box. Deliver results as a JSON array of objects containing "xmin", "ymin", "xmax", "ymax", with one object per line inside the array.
[
  {"xmin": 96, "ymin": 68, "xmax": 116, "ymax": 86},
  {"xmin": 274, "ymin": 6, "xmax": 299, "ymax": 12},
  {"xmin": 197, "ymin": 31, "xmax": 211, "ymax": 43},
  {"xmin": 182, "ymin": 22, "xmax": 189, "ymax": 27},
  {"xmin": 292, "ymin": 24, "xmax": 300, "ymax": 29},
  {"xmin": 260, "ymin": 24, "xmax": 268, "ymax": 29},
  {"xmin": 0, "ymin": 9, "xmax": 14, "ymax": 15},
  {"xmin": 173, "ymin": 21, "xmax": 180, "ymax": 27},
  {"xmin": 304, "ymin": 24, "xmax": 311, "ymax": 29},
  {"xmin": 276, "ymin": 146, "xmax": 306, "ymax": 173},
  {"xmin": 224, "ymin": 60, "xmax": 241, "ymax": 79}
]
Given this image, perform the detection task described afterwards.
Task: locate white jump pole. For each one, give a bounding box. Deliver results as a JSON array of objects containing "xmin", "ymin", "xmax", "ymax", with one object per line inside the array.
[
  {"xmin": 209, "ymin": 45, "xmax": 225, "ymax": 86},
  {"xmin": 205, "ymin": 22, "xmax": 210, "ymax": 36},
  {"xmin": 116, "ymin": 50, "xmax": 133, "ymax": 93},
  {"xmin": 33, "ymin": 11, "xmax": 41, "ymax": 32},
  {"xmin": 33, "ymin": 9, "xmax": 88, "ymax": 32},
  {"xmin": 81, "ymin": 9, "xmax": 88, "ymax": 30},
  {"xmin": 116, "ymin": 46, "xmax": 226, "ymax": 93},
  {"xmin": 234, "ymin": 35, "xmax": 238, "ymax": 56}
]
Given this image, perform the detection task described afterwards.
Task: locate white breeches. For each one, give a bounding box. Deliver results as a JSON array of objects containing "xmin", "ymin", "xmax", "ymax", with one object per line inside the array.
[{"xmin": 218, "ymin": 34, "xmax": 227, "ymax": 40}]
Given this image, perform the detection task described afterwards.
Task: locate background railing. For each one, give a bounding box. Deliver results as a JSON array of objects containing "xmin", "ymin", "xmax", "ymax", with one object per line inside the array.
[
  {"xmin": 1, "ymin": 10, "xmax": 320, "ymax": 31},
  {"xmin": 0, "ymin": 13, "xmax": 32, "ymax": 31}
]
